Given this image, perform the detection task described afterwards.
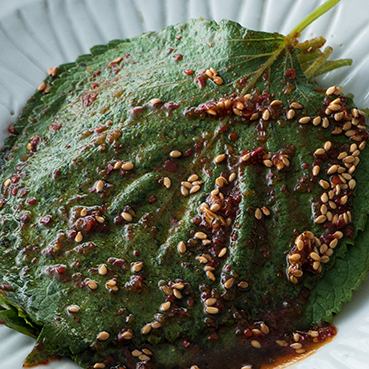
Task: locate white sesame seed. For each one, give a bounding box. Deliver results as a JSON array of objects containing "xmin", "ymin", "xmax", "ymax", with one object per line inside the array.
[
  {"xmin": 261, "ymin": 206, "xmax": 270, "ymax": 216},
  {"xmin": 67, "ymin": 305, "xmax": 80, "ymax": 314},
  {"xmin": 97, "ymin": 331, "xmax": 110, "ymax": 341},
  {"xmin": 241, "ymin": 153, "xmax": 251, "ymax": 162},
  {"xmin": 299, "ymin": 116, "xmax": 311, "ymax": 124},
  {"xmin": 218, "ymin": 247, "xmax": 227, "ymax": 258},
  {"xmin": 214, "ymin": 154, "xmax": 226, "ymax": 164},
  {"xmin": 160, "ymin": 301, "xmax": 171, "ymax": 312},
  {"xmin": 98, "ymin": 264, "xmax": 108, "ymax": 276},
  {"xmin": 95, "ymin": 180, "xmax": 105, "ymax": 193},
  {"xmin": 131, "ymin": 261, "xmax": 144, "ymax": 273},
  {"xmin": 137, "ymin": 352, "xmax": 150, "ymax": 361},
  {"xmin": 286, "ymin": 109, "xmax": 295, "ymax": 120},
  {"xmin": 270, "ymin": 99, "xmax": 283, "ymax": 107},
  {"xmin": 323, "ymin": 141, "xmax": 332, "ymax": 151},
  {"xmin": 74, "ymin": 231, "xmax": 83, "ymax": 243},
  {"xmin": 122, "ymin": 161, "xmax": 134, "ymax": 171},
  {"xmin": 310, "ymin": 252, "xmax": 320, "ymax": 261},
  {"xmin": 177, "ymin": 241, "xmax": 187, "ymax": 254},
  {"xmin": 206, "ymin": 306, "xmax": 219, "ymax": 314},
  {"xmin": 163, "ymin": 177, "xmax": 171, "ymax": 189},
  {"xmin": 190, "ymin": 185, "xmax": 201, "ymax": 194},
  {"xmin": 169, "ymin": 150, "xmax": 182, "ymax": 158},
  {"xmin": 334, "ymin": 112, "xmax": 344, "ymax": 121},
  {"xmin": 228, "ymin": 172, "xmax": 237, "ymax": 182},
  {"xmin": 327, "ymin": 165, "xmax": 338, "ymax": 175},
  {"xmin": 322, "ymin": 117, "xmax": 330, "ymax": 128},
  {"xmin": 290, "ymin": 343, "xmax": 302, "ymax": 350},
  {"xmin": 334, "ymin": 231, "xmax": 344, "ymax": 239},
  {"xmin": 141, "ymin": 324, "xmax": 152, "ymax": 335},
  {"xmin": 224, "ymin": 277, "xmax": 235, "ymax": 289},
  {"xmin": 87, "ymin": 279, "xmax": 98, "ymax": 290},
  {"xmin": 312, "ymin": 165, "xmax": 320, "ymax": 176},
  {"xmin": 194, "ymin": 231, "xmax": 207, "ymax": 240},
  {"xmin": 260, "ymin": 323, "xmax": 270, "ymax": 334},
  {"xmin": 262, "ymin": 109, "xmax": 271, "ymax": 121},
  {"xmin": 120, "ymin": 330, "xmax": 133, "ymax": 340},
  {"xmin": 206, "ymin": 270, "xmax": 216, "ymax": 281},
  {"xmin": 132, "ymin": 350, "xmax": 142, "ymax": 357},
  {"xmin": 250, "ymin": 112, "xmax": 259, "ymax": 120},
  {"xmin": 314, "ymin": 148, "xmax": 326, "ymax": 157},
  {"xmin": 93, "ymin": 363, "xmax": 106, "ymax": 369},
  {"xmin": 250, "ymin": 340, "xmax": 261, "ymax": 349},
  {"xmin": 180, "ymin": 186, "xmax": 189, "ymax": 196},
  {"xmin": 321, "ymin": 192, "xmax": 328, "ymax": 203},
  {"xmin": 312, "ymin": 116, "xmax": 322, "ymax": 126},
  {"xmin": 210, "ymin": 203, "xmax": 221, "ymax": 212},
  {"xmin": 314, "ymin": 215, "xmax": 327, "ymax": 224},
  {"xmin": 254, "ymin": 208, "xmax": 263, "ymax": 220},
  {"xmin": 121, "ymin": 211, "xmax": 133, "ymax": 222},
  {"xmin": 326, "ymin": 85, "xmax": 341, "ymax": 96},
  {"xmin": 290, "ymin": 102, "xmax": 303, "ymax": 109},
  {"xmin": 215, "ymin": 176, "xmax": 228, "ymax": 187},
  {"xmin": 80, "ymin": 207, "xmax": 88, "ymax": 217}
]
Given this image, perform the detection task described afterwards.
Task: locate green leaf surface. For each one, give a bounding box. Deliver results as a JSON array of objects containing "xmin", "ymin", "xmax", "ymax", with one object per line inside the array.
[{"xmin": 0, "ymin": 13, "xmax": 368, "ymax": 369}]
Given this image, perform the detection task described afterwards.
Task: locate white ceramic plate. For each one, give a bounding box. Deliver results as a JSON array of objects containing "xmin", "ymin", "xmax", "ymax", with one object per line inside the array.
[{"xmin": 1, "ymin": 0, "xmax": 369, "ymax": 368}]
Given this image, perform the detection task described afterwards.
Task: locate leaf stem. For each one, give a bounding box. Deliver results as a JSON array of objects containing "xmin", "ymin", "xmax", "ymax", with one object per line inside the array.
[{"xmin": 288, "ymin": 0, "xmax": 341, "ymax": 38}]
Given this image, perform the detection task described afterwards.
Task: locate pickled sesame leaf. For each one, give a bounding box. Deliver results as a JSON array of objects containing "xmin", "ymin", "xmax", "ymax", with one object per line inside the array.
[{"xmin": 0, "ymin": 18, "xmax": 368, "ymax": 369}]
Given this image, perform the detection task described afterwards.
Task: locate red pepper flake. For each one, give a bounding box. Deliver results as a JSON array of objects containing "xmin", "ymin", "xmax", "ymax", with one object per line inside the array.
[
  {"xmin": 107, "ymin": 257, "xmax": 126, "ymax": 269},
  {"xmin": 163, "ymin": 159, "xmax": 177, "ymax": 173},
  {"xmin": 108, "ymin": 56, "xmax": 123, "ymax": 67},
  {"xmin": 125, "ymin": 275, "xmax": 144, "ymax": 291},
  {"xmin": 11, "ymin": 175, "xmax": 20, "ymax": 184},
  {"xmin": 8, "ymin": 124, "xmax": 16, "ymax": 135},
  {"xmin": 129, "ymin": 106, "xmax": 145, "ymax": 117},
  {"xmin": 19, "ymin": 212, "xmax": 31, "ymax": 224},
  {"xmin": 53, "ymin": 169, "xmax": 61, "ymax": 179},
  {"xmin": 148, "ymin": 195, "xmax": 157, "ymax": 204},
  {"xmin": 194, "ymin": 73, "xmax": 208, "ymax": 89},
  {"xmin": 26, "ymin": 198, "xmax": 38, "ymax": 206},
  {"xmin": 219, "ymin": 124, "xmax": 229, "ymax": 134},
  {"xmin": 235, "ymin": 76, "xmax": 248, "ymax": 88},
  {"xmin": 49, "ymin": 122, "xmax": 62, "ymax": 132},
  {"xmin": 74, "ymin": 215, "xmax": 98, "ymax": 233},
  {"xmin": 40, "ymin": 215, "xmax": 53, "ymax": 226},
  {"xmin": 243, "ymin": 328, "xmax": 253, "ymax": 338},
  {"xmin": 28, "ymin": 135, "xmax": 41, "ymax": 152},
  {"xmin": 174, "ymin": 53, "xmax": 183, "ymax": 62},
  {"xmin": 229, "ymin": 132, "xmax": 238, "ymax": 142},
  {"xmin": 163, "ymin": 101, "xmax": 180, "ymax": 111},
  {"xmin": 183, "ymin": 69, "xmax": 194, "ymax": 76},
  {"xmin": 47, "ymin": 66, "xmax": 58, "ymax": 77},
  {"xmin": 182, "ymin": 339, "xmax": 191, "ymax": 348},
  {"xmin": 82, "ymin": 92, "xmax": 98, "ymax": 107},
  {"xmin": 91, "ymin": 82, "xmax": 99, "ymax": 89},
  {"xmin": 45, "ymin": 264, "xmax": 67, "ymax": 279},
  {"xmin": 17, "ymin": 188, "xmax": 28, "ymax": 198},
  {"xmin": 133, "ymin": 250, "xmax": 141, "ymax": 257},
  {"xmin": 285, "ymin": 67, "xmax": 297, "ymax": 80},
  {"xmin": 94, "ymin": 125, "xmax": 108, "ymax": 134}
]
